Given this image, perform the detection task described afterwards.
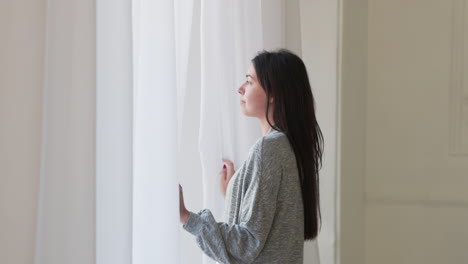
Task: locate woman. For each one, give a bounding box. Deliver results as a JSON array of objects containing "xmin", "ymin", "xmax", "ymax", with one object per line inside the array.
[{"xmin": 179, "ymin": 49, "xmax": 324, "ymax": 264}]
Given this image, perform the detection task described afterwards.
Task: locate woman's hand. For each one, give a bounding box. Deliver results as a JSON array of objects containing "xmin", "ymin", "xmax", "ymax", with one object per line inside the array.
[
  {"xmin": 179, "ymin": 184, "xmax": 190, "ymax": 225},
  {"xmin": 220, "ymin": 158, "xmax": 235, "ymax": 198}
]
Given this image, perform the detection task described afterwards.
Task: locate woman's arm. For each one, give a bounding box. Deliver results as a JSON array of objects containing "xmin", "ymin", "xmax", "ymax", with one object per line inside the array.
[{"xmin": 182, "ymin": 138, "xmax": 282, "ymax": 263}]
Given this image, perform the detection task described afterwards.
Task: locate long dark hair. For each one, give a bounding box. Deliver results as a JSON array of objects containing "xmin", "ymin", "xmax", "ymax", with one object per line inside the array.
[{"xmin": 252, "ymin": 49, "xmax": 324, "ymax": 240}]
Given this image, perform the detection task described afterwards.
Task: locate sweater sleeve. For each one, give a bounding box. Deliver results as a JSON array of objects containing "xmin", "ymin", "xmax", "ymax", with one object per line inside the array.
[{"xmin": 182, "ymin": 137, "xmax": 283, "ymax": 263}]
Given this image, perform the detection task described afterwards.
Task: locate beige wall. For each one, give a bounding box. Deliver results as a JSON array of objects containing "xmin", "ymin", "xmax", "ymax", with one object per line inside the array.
[
  {"xmin": 365, "ymin": 1, "xmax": 468, "ymax": 263},
  {"xmin": 0, "ymin": 0, "xmax": 46, "ymax": 263},
  {"xmin": 340, "ymin": 0, "xmax": 468, "ymax": 263},
  {"xmin": 339, "ymin": 0, "xmax": 368, "ymax": 263}
]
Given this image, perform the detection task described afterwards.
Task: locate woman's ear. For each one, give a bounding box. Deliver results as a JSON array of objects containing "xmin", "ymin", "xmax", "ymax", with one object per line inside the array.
[{"xmin": 269, "ymin": 97, "xmax": 274, "ymax": 103}]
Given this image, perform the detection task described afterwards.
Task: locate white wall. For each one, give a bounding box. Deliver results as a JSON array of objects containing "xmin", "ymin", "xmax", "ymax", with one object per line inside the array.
[
  {"xmin": 299, "ymin": 0, "xmax": 339, "ymax": 263},
  {"xmin": 364, "ymin": 1, "xmax": 468, "ymax": 263},
  {"xmin": 340, "ymin": 1, "xmax": 468, "ymax": 264}
]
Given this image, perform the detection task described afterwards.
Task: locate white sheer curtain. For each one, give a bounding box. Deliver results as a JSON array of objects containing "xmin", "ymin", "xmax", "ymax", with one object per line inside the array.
[
  {"xmin": 35, "ymin": 0, "xmax": 332, "ymax": 263},
  {"xmin": 198, "ymin": 0, "xmax": 265, "ymax": 237},
  {"xmin": 35, "ymin": 0, "xmax": 185, "ymax": 263},
  {"xmin": 131, "ymin": 0, "xmax": 186, "ymax": 262},
  {"xmin": 96, "ymin": 0, "xmax": 133, "ymax": 263},
  {"xmin": 36, "ymin": 0, "xmax": 192, "ymax": 262}
]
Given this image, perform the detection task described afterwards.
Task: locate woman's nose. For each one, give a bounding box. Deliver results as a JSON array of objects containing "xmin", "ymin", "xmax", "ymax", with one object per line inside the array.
[{"xmin": 237, "ymin": 85, "xmax": 244, "ymax": 94}]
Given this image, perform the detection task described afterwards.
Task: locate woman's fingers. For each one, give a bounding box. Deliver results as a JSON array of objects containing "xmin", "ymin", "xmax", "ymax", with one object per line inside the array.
[
  {"xmin": 222, "ymin": 159, "xmax": 236, "ymax": 182},
  {"xmin": 222, "ymin": 166, "xmax": 227, "ymax": 180},
  {"xmin": 179, "ymin": 184, "xmax": 189, "ymax": 224},
  {"xmin": 179, "ymin": 184, "xmax": 184, "ymax": 205},
  {"xmin": 222, "ymin": 158, "xmax": 235, "ymax": 177},
  {"xmin": 220, "ymin": 158, "xmax": 236, "ymax": 198},
  {"xmin": 222, "ymin": 158, "xmax": 234, "ymax": 170}
]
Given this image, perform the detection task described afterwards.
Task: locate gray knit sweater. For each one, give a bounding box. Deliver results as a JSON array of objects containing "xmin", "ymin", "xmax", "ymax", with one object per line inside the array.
[{"xmin": 183, "ymin": 127, "xmax": 304, "ymax": 264}]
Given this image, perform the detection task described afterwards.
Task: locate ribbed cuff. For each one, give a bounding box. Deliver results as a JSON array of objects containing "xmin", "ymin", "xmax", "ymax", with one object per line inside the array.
[{"xmin": 182, "ymin": 210, "xmax": 203, "ymax": 236}]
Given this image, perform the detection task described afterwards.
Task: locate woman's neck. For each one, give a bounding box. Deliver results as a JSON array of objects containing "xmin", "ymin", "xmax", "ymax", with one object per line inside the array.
[{"xmin": 259, "ymin": 118, "xmax": 274, "ymax": 136}]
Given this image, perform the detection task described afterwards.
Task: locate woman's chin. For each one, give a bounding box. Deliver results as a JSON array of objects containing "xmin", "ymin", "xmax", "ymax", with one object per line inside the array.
[{"xmin": 240, "ymin": 107, "xmax": 249, "ymax": 116}]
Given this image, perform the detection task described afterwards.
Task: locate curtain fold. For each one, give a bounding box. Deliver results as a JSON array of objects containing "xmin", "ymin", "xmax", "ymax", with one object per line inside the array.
[
  {"xmin": 131, "ymin": 0, "xmax": 184, "ymax": 263},
  {"xmin": 35, "ymin": 0, "xmax": 96, "ymax": 263},
  {"xmin": 175, "ymin": 0, "xmax": 195, "ymax": 147},
  {"xmin": 36, "ymin": 0, "xmax": 191, "ymax": 263},
  {"xmin": 96, "ymin": 0, "xmax": 133, "ymax": 263}
]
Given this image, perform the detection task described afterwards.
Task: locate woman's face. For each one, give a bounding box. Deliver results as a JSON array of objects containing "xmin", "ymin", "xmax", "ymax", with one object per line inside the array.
[{"xmin": 238, "ymin": 64, "xmax": 271, "ymax": 118}]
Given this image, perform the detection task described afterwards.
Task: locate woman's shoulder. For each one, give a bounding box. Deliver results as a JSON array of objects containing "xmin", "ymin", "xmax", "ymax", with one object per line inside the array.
[
  {"xmin": 263, "ymin": 129, "xmax": 290, "ymax": 152},
  {"xmin": 248, "ymin": 129, "xmax": 293, "ymax": 163}
]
